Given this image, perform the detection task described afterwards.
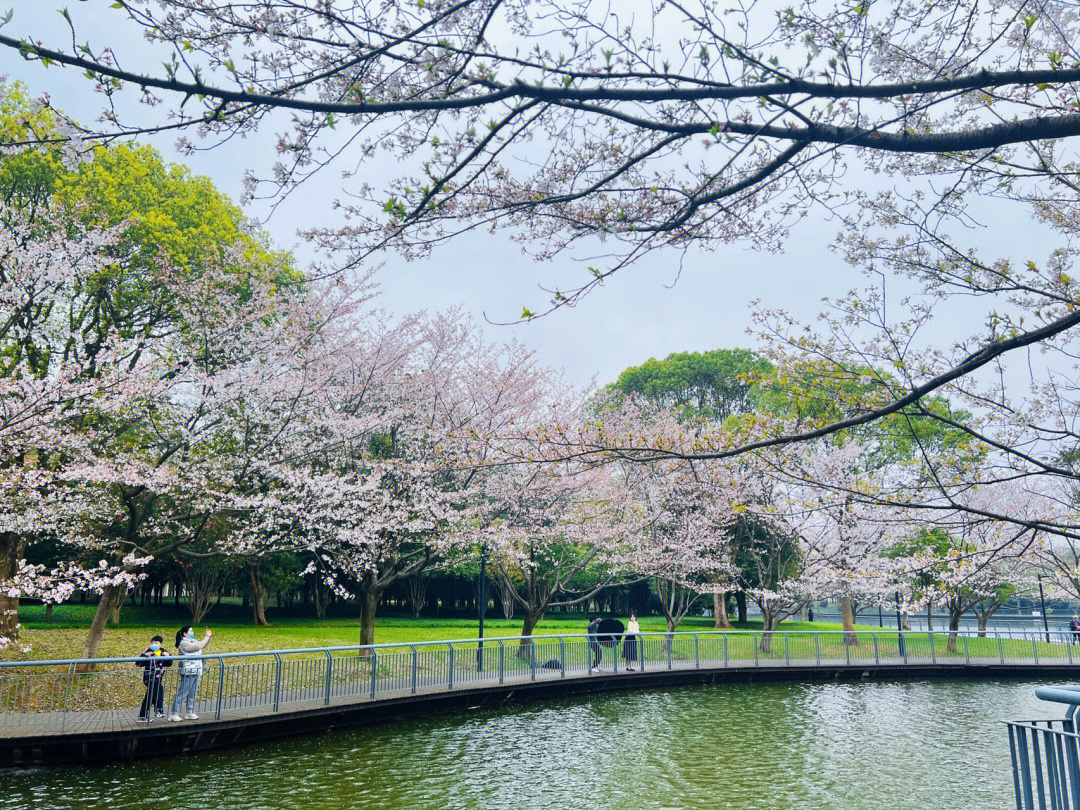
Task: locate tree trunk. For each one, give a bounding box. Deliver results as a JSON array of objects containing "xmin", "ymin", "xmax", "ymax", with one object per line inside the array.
[
  {"xmin": 359, "ymin": 587, "xmax": 380, "ymax": 647},
  {"xmin": 977, "ymin": 612, "xmax": 988, "ymax": 637},
  {"xmin": 946, "ymin": 606, "xmax": 961, "ymax": 652},
  {"xmin": 926, "ymin": 602, "xmax": 933, "ymax": 632},
  {"xmin": 249, "ymin": 563, "xmax": 268, "ymax": 626},
  {"xmin": 0, "ymin": 532, "xmax": 24, "ymax": 641},
  {"xmin": 81, "ymin": 584, "xmax": 127, "ymax": 664},
  {"xmin": 517, "ymin": 611, "xmax": 540, "ymax": 657},
  {"xmin": 713, "ymin": 592, "xmax": 733, "ymax": 630},
  {"xmin": 841, "ymin": 595, "xmax": 858, "ymax": 646},
  {"xmin": 44, "ymin": 603, "xmax": 53, "ymax": 621},
  {"xmin": 759, "ymin": 609, "xmax": 776, "ymax": 653},
  {"xmin": 735, "ymin": 590, "xmax": 747, "ymax": 624}
]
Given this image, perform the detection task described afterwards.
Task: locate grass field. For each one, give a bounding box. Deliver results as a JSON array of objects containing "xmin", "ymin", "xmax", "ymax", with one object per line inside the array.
[
  {"xmin": 3, "ymin": 599, "xmax": 1065, "ymax": 665},
  {"xmin": 4, "ymin": 600, "xmax": 871, "ymax": 662}
]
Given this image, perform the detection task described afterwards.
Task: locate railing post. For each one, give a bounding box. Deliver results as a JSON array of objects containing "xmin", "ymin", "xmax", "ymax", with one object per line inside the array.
[
  {"xmin": 963, "ymin": 634, "xmax": 970, "ymax": 666},
  {"xmin": 324, "ymin": 651, "xmax": 333, "ymax": 705},
  {"xmin": 873, "ymin": 634, "xmax": 879, "ymax": 666},
  {"xmin": 447, "ymin": 643, "xmax": 455, "ymax": 689},
  {"xmin": 667, "ymin": 634, "xmax": 673, "ymax": 671},
  {"xmin": 723, "ymin": 634, "xmax": 729, "ymax": 668},
  {"xmin": 815, "ymin": 634, "xmax": 821, "ymax": 665},
  {"xmin": 369, "ymin": 650, "xmax": 378, "ymax": 699},
  {"xmin": 1069, "ymin": 638, "xmax": 1074, "ymax": 666},
  {"xmin": 695, "ymin": 634, "xmax": 700, "ymax": 669},
  {"xmin": 410, "ymin": 645, "xmax": 418, "ymax": 694},
  {"xmin": 531, "ymin": 642, "xmax": 537, "ymax": 681},
  {"xmin": 929, "ymin": 632, "xmax": 936, "ymax": 664},
  {"xmin": 498, "ymin": 640, "xmax": 505, "ymax": 684},
  {"xmin": 1018, "ymin": 725, "xmax": 1036, "ymax": 810},
  {"xmin": 560, "ymin": 637, "xmax": 566, "ymax": 678},
  {"xmin": 273, "ymin": 653, "xmax": 283, "ymax": 712},
  {"xmin": 1033, "ymin": 637, "xmax": 1040, "ymax": 665},
  {"xmin": 753, "ymin": 633, "xmax": 759, "ymax": 667},
  {"xmin": 215, "ymin": 657, "xmax": 225, "ymax": 720},
  {"xmin": 999, "ymin": 633, "xmax": 1006, "ymax": 665},
  {"xmin": 784, "ymin": 634, "xmax": 790, "ymax": 667},
  {"xmin": 844, "ymin": 633, "xmax": 851, "ymax": 666}
]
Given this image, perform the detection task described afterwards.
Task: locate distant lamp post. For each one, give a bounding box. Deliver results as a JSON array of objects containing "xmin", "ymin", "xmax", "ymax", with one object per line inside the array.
[
  {"xmin": 477, "ymin": 545, "xmax": 488, "ymax": 671},
  {"xmin": 1037, "ymin": 573, "xmax": 1050, "ymax": 644}
]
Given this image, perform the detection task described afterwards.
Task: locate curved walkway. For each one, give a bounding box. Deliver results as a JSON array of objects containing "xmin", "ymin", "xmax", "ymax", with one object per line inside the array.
[{"xmin": 1, "ymin": 629, "xmax": 1076, "ymax": 765}]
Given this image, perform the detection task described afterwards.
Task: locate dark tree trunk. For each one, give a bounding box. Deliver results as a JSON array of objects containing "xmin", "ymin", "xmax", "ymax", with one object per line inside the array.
[
  {"xmin": 360, "ymin": 587, "xmax": 379, "ymax": 647},
  {"xmin": 249, "ymin": 563, "xmax": 269, "ymax": 626},
  {"xmin": 735, "ymin": 590, "xmax": 747, "ymax": 624},
  {"xmin": 841, "ymin": 595, "xmax": 858, "ymax": 646},
  {"xmin": 517, "ymin": 610, "xmax": 540, "ymax": 657},
  {"xmin": 946, "ymin": 606, "xmax": 962, "ymax": 652},
  {"xmin": 0, "ymin": 532, "xmax": 24, "ymax": 641},
  {"xmin": 81, "ymin": 584, "xmax": 127, "ymax": 664}
]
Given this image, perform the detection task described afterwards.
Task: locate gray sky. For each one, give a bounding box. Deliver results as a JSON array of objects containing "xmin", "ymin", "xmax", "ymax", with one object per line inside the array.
[{"xmin": 3, "ymin": 3, "xmax": 1026, "ymax": 391}]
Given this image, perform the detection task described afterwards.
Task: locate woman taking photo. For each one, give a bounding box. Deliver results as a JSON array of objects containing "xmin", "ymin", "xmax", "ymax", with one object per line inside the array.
[
  {"xmin": 623, "ymin": 612, "xmax": 640, "ymax": 672},
  {"xmin": 168, "ymin": 625, "xmax": 212, "ymax": 722}
]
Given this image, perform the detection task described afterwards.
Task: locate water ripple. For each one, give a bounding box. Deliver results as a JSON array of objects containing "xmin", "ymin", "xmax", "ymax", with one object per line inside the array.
[{"xmin": 1, "ymin": 677, "xmax": 1059, "ymax": 810}]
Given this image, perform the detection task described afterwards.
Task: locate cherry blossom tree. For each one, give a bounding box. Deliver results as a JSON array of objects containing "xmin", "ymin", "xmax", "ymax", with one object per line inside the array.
[
  {"xmin": 617, "ymin": 459, "xmax": 738, "ymax": 634},
  {"xmin": 0, "ymin": 204, "xmax": 156, "ymax": 647},
  {"xmin": 777, "ymin": 440, "xmax": 901, "ymax": 644}
]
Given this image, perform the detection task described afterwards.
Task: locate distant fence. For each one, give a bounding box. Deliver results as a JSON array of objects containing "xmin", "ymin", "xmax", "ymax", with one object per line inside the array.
[{"xmin": 801, "ymin": 610, "xmax": 1076, "ymax": 635}]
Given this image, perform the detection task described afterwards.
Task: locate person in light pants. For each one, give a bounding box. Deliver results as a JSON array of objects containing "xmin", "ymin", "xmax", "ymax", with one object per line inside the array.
[{"xmin": 169, "ymin": 625, "xmax": 212, "ymax": 721}]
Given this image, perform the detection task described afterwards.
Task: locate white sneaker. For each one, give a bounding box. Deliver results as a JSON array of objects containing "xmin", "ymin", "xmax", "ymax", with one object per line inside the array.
[
  {"xmin": 136, "ymin": 716, "xmax": 149, "ymax": 723},
  {"xmin": 185, "ymin": 713, "xmax": 199, "ymax": 720},
  {"xmin": 168, "ymin": 714, "xmax": 182, "ymax": 722}
]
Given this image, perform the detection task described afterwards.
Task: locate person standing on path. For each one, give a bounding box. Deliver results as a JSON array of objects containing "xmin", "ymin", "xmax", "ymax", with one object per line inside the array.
[
  {"xmin": 623, "ymin": 613, "xmax": 640, "ymax": 672},
  {"xmin": 587, "ymin": 616, "xmax": 602, "ymax": 672},
  {"xmin": 1070, "ymin": 615, "xmax": 1080, "ymax": 645},
  {"xmin": 169, "ymin": 625, "xmax": 212, "ymax": 721},
  {"xmin": 136, "ymin": 635, "xmax": 172, "ymax": 722}
]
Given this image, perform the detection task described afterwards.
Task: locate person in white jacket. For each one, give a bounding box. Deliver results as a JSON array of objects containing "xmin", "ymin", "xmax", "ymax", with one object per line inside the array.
[{"xmin": 169, "ymin": 625, "xmax": 212, "ymax": 721}]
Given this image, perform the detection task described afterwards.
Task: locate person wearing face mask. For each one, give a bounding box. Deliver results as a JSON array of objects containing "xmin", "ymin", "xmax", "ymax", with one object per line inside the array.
[
  {"xmin": 168, "ymin": 625, "xmax": 212, "ymax": 722},
  {"xmin": 136, "ymin": 635, "xmax": 172, "ymax": 723}
]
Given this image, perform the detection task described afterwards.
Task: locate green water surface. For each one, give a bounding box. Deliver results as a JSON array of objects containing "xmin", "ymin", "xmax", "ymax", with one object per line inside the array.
[{"xmin": 2, "ymin": 677, "xmax": 1057, "ymax": 809}]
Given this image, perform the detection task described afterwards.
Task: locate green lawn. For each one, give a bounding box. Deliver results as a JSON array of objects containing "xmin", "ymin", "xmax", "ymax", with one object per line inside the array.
[
  {"xmin": 5, "ymin": 601, "xmax": 873, "ymax": 662},
  {"xmin": 4, "ymin": 601, "xmax": 1063, "ymax": 666}
]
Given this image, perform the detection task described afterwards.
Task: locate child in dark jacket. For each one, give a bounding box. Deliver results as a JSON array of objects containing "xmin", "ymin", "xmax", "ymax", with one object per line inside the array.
[{"xmin": 136, "ymin": 635, "xmax": 172, "ymax": 722}]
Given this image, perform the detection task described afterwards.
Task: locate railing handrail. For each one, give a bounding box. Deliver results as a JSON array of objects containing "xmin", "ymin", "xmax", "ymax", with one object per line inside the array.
[
  {"xmin": 0, "ymin": 626, "xmax": 1061, "ymax": 669},
  {"xmin": 1035, "ymin": 685, "xmax": 1080, "ymax": 706}
]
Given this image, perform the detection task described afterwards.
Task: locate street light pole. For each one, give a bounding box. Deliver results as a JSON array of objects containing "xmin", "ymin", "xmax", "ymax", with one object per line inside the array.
[
  {"xmin": 477, "ymin": 545, "xmax": 487, "ymax": 671},
  {"xmin": 1038, "ymin": 573, "xmax": 1050, "ymax": 644}
]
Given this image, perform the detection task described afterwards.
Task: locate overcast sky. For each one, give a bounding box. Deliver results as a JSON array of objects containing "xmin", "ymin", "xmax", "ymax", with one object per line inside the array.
[{"xmin": 3, "ymin": 3, "xmax": 1032, "ymax": 392}]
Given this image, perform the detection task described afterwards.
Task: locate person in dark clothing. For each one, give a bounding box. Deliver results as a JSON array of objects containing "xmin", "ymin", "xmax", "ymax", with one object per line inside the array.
[
  {"xmin": 623, "ymin": 612, "xmax": 640, "ymax": 672},
  {"xmin": 1070, "ymin": 615, "xmax": 1080, "ymax": 645},
  {"xmin": 587, "ymin": 616, "xmax": 602, "ymax": 672},
  {"xmin": 136, "ymin": 635, "xmax": 172, "ymax": 722},
  {"xmin": 807, "ymin": 606, "xmax": 814, "ymax": 622}
]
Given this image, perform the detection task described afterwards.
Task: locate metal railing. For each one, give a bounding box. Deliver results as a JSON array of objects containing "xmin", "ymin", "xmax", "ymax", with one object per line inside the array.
[
  {"xmin": 1006, "ymin": 686, "xmax": 1080, "ymax": 810},
  {"xmin": 1, "ymin": 628, "xmax": 1077, "ymax": 738}
]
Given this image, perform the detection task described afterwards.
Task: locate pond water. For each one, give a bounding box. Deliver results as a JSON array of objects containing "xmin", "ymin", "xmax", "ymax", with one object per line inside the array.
[{"xmin": 2, "ymin": 677, "xmax": 1058, "ymax": 809}]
